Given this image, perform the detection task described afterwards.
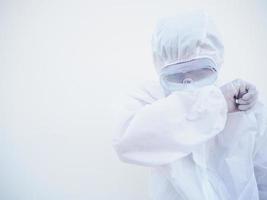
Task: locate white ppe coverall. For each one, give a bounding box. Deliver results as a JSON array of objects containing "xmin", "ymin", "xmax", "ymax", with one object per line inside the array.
[{"xmin": 112, "ymin": 11, "xmax": 267, "ymax": 200}]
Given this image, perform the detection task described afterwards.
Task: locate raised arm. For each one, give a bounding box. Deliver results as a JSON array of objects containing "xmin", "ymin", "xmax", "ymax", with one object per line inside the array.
[{"xmin": 112, "ymin": 84, "xmax": 228, "ymax": 167}]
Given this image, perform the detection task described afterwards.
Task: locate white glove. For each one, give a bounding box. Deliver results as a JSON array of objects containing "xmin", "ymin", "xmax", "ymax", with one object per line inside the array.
[{"xmin": 220, "ymin": 79, "xmax": 258, "ymax": 113}]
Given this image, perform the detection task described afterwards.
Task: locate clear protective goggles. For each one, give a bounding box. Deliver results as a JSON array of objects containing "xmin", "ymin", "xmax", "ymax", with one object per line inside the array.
[{"xmin": 159, "ymin": 58, "xmax": 218, "ymax": 92}]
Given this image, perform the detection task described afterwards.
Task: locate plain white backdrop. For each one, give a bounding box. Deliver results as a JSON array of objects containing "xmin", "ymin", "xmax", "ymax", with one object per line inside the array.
[{"xmin": 0, "ymin": 0, "xmax": 267, "ymax": 199}]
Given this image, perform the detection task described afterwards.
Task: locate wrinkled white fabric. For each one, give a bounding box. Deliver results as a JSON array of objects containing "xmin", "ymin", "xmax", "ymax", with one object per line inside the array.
[
  {"xmin": 113, "ymin": 81, "xmax": 267, "ymax": 200},
  {"xmin": 113, "ymin": 83, "xmax": 227, "ymax": 166}
]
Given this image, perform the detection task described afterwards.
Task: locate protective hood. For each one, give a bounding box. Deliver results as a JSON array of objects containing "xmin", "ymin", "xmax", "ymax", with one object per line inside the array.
[{"xmin": 151, "ymin": 11, "xmax": 224, "ymax": 75}]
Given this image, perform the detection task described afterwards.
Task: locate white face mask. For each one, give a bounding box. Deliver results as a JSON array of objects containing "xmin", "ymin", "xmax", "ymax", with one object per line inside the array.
[{"xmin": 159, "ymin": 58, "xmax": 218, "ymax": 92}]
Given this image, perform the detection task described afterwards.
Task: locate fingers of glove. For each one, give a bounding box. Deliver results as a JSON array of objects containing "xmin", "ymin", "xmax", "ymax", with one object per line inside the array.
[
  {"xmin": 237, "ymin": 93, "xmax": 258, "ymax": 105},
  {"xmin": 242, "ymin": 89, "xmax": 258, "ymax": 101},
  {"xmin": 237, "ymin": 100, "xmax": 257, "ymax": 111},
  {"xmin": 232, "ymin": 79, "xmax": 242, "ymax": 95},
  {"xmin": 244, "ymin": 81, "xmax": 256, "ymax": 92},
  {"xmin": 232, "ymin": 79, "xmax": 247, "ymax": 98},
  {"xmin": 238, "ymin": 80, "xmax": 247, "ymax": 98}
]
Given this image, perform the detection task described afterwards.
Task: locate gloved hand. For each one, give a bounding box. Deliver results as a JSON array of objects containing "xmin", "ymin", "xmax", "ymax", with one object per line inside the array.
[{"xmin": 220, "ymin": 79, "xmax": 258, "ymax": 113}]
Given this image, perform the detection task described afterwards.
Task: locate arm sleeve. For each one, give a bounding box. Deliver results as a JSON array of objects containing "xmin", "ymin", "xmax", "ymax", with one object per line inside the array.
[
  {"xmin": 253, "ymin": 105, "xmax": 267, "ymax": 199},
  {"xmin": 112, "ymin": 85, "xmax": 228, "ymax": 167}
]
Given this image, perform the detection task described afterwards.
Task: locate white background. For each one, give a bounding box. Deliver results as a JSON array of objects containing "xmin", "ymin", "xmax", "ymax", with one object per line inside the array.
[{"xmin": 1, "ymin": 0, "xmax": 267, "ymax": 199}]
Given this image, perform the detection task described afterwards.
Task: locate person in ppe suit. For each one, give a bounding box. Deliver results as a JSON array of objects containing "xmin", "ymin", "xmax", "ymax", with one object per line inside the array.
[{"xmin": 112, "ymin": 11, "xmax": 267, "ymax": 200}]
